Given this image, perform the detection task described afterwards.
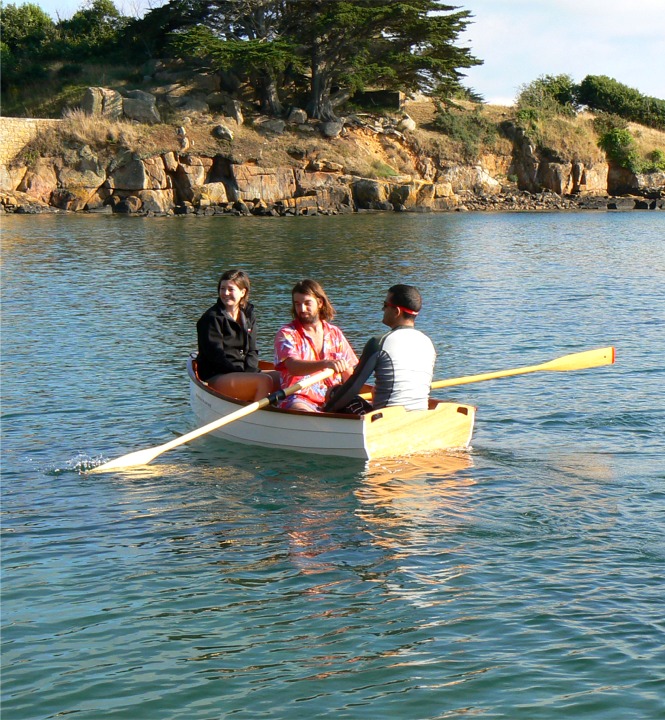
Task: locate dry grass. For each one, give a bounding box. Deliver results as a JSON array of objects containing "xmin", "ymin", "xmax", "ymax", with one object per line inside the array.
[
  {"xmin": 13, "ymin": 94, "xmax": 664, "ymax": 180},
  {"xmin": 628, "ymin": 122, "xmax": 665, "ymax": 157},
  {"xmin": 535, "ymin": 114, "xmax": 605, "ymax": 164},
  {"xmin": 61, "ymin": 108, "xmax": 145, "ymax": 148}
]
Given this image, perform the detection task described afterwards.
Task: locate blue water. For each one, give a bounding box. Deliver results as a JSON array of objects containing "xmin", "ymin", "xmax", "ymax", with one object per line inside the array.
[{"xmin": 2, "ymin": 211, "xmax": 664, "ymax": 719}]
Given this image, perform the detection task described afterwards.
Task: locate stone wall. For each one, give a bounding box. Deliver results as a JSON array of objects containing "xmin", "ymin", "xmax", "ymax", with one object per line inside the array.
[{"xmin": 0, "ymin": 117, "xmax": 62, "ymax": 165}]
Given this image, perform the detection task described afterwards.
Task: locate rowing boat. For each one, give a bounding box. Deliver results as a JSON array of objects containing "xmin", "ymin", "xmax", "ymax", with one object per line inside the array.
[
  {"xmin": 188, "ymin": 356, "xmax": 475, "ymax": 460},
  {"xmin": 89, "ymin": 347, "xmax": 611, "ymax": 473}
]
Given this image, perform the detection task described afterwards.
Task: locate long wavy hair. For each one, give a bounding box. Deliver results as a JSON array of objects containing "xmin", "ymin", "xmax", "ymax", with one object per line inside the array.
[
  {"xmin": 218, "ymin": 269, "xmax": 251, "ymax": 309},
  {"xmin": 291, "ymin": 279, "xmax": 336, "ymax": 321}
]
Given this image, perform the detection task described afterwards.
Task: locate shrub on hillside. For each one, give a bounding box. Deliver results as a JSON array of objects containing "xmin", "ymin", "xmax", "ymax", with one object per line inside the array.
[
  {"xmin": 645, "ymin": 149, "xmax": 665, "ymax": 172},
  {"xmin": 597, "ymin": 128, "xmax": 641, "ymax": 172},
  {"xmin": 432, "ymin": 106, "xmax": 498, "ymax": 160},
  {"xmin": 577, "ymin": 75, "xmax": 665, "ymax": 131},
  {"xmin": 516, "ymin": 74, "xmax": 578, "ymax": 119},
  {"xmin": 593, "ymin": 112, "xmax": 664, "ymax": 173}
]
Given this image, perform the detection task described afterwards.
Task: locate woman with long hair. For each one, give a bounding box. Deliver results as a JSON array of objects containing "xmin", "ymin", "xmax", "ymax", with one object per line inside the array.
[{"xmin": 196, "ymin": 270, "xmax": 277, "ymax": 401}]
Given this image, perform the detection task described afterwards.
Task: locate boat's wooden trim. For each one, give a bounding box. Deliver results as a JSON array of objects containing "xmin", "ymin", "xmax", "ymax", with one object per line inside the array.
[{"xmin": 362, "ymin": 402, "xmax": 475, "ymax": 458}]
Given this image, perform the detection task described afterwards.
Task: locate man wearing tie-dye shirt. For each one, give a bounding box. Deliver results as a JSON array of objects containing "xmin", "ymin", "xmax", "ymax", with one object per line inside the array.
[{"xmin": 274, "ymin": 279, "xmax": 358, "ymax": 411}]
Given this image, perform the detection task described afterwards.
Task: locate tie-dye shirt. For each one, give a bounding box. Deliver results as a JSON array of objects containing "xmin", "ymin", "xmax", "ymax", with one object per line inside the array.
[{"xmin": 274, "ymin": 319, "xmax": 358, "ymax": 408}]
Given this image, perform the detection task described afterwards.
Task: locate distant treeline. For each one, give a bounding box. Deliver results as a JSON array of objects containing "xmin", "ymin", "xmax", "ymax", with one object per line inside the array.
[
  {"xmin": 2, "ymin": 1, "xmax": 663, "ymax": 132},
  {"xmin": 0, "ymin": 0, "xmax": 481, "ymax": 121}
]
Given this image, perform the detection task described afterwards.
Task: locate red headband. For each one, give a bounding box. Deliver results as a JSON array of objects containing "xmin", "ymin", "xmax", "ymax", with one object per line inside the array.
[{"xmin": 385, "ymin": 301, "xmax": 418, "ymax": 316}]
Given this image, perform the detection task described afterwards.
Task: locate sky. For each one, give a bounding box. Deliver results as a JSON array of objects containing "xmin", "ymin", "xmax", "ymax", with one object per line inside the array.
[
  {"xmin": 29, "ymin": 0, "xmax": 665, "ymax": 106},
  {"xmin": 457, "ymin": 0, "xmax": 665, "ymax": 104}
]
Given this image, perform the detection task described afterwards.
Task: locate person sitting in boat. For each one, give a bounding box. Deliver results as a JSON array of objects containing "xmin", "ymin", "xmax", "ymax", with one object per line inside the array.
[
  {"xmin": 196, "ymin": 269, "xmax": 277, "ymax": 402},
  {"xmin": 323, "ymin": 284, "xmax": 435, "ymax": 414},
  {"xmin": 274, "ymin": 279, "xmax": 358, "ymax": 412}
]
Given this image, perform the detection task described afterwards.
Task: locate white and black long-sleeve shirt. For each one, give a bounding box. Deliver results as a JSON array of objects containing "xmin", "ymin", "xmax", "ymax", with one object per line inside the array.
[{"xmin": 324, "ymin": 326, "xmax": 435, "ymax": 412}]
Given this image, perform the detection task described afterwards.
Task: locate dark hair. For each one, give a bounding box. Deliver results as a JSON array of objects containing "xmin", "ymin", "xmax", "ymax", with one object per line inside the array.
[
  {"xmin": 291, "ymin": 279, "xmax": 336, "ymax": 321},
  {"xmin": 387, "ymin": 284, "xmax": 422, "ymax": 315},
  {"xmin": 218, "ymin": 269, "xmax": 251, "ymax": 308}
]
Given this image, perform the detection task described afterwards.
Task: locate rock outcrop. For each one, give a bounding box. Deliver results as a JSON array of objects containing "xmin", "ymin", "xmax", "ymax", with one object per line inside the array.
[
  {"xmin": 81, "ymin": 87, "xmax": 161, "ymax": 124},
  {"xmin": 1, "ymin": 106, "xmax": 663, "ymax": 216}
]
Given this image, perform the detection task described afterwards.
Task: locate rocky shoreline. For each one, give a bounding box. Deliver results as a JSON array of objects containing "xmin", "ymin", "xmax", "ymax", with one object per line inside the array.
[
  {"xmin": 2, "ymin": 92, "xmax": 664, "ymax": 218},
  {"xmin": 2, "ymin": 186, "xmax": 662, "ymax": 216}
]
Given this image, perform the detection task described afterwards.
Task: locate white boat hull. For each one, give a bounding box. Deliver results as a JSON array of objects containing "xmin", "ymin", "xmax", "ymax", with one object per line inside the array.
[{"xmin": 188, "ymin": 358, "xmax": 475, "ymax": 460}]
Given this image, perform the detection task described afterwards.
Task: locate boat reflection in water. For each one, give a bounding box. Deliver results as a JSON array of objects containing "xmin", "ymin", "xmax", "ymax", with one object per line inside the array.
[
  {"xmin": 354, "ymin": 452, "xmax": 478, "ymax": 606},
  {"xmin": 356, "ymin": 452, "xmax": 476, "ymax": 548}
]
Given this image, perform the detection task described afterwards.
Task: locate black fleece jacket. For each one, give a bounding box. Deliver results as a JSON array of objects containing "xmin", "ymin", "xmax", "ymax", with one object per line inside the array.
[{"xmin": 196, "ymin": 300, "xmax": 259, "ymax": 380}]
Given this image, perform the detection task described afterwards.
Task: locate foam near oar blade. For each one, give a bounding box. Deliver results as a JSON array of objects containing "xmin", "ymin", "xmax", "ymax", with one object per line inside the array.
[
  {"xmin": 90, "ymin": 368, "xmax": 334, "ymax": 472},
  {"xmin": 430, "ymin": 346, "xmax": 616, "ymax": 390}
]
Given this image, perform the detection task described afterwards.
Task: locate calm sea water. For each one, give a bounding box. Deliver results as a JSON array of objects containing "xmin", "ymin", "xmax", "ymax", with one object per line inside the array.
[{"xmin": 2, "ymin": 211, "xmax": 664, "ymax": 719}]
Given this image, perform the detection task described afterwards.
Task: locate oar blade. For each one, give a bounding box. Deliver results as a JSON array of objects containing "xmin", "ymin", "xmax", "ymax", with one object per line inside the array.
[
  {"xmin": 90, "ymin": 446, "xmax": 164, "ymax": 473},
  {"xmin": 541, "ymin": 346, "xmax": 615, "ymax": 372}
]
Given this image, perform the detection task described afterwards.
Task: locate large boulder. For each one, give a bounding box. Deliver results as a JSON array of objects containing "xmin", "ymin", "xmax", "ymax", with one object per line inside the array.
[
  {"xmin": 81, "ymin": 87, "xmax": 123, "ymax": 119},
  {"xmin": 56, "ymin": 145, "xmax": 105, "ymax": 197},
  {"xmin": 58, "ymin": 166, "xmax": 106, "ymax": 193},
  {"xmin": 295, "ymin": 169, "xmax": 342, "ymax": 194},
  {"xmin": 389, "ymin": 181, "xmax": 438, "ymax": 209},
  {"xmin": 397, "ymin": 114, "xmax": 416, "ymax": 132},
  {"xmin": 537, "ymin": 162, "xmax": 573, "ymax": 195},
  {"xmin": 352, "ymin": 178, "xmax": 390, "ymax": 207},
  {"xmin": 51, "ymin": 187, "xmax": 94, "ymax": 212},
  {"xmin": 320, "ymin": 120, "xmax": 344, "ymax": 138},
  {"xmin": 162, "ymin": 152, "xmax": 179, "ymax": 173},
  {"xmin": 287, "ymin": 107, "xmax": 308, "ymax": 124},
  {"xmin": 198, "ymin": 182, "xmax": 229, "ymax": 205},
  {"xmin": 17, "ymin": 159, "xmax": 59, "ymax": 203},
  {"xmin": 230, "ymin": 163, "xmax": 296, "ymax": 202},
  {"xmin": 123, "ymin": 90, "xmax": 161, "ymax": 124},
  {"xmin": 138, "ymin": 189, "xmax": 175, "ymax": 213},
  {"xmin": 389, "ymin": 183, "xmax": 418, "ymax": 207},
  {"xmin": 0, "ymin": 164, "xmax": 27, "ymax": 192},
  {"xmin": 108, "ymin": 156, "xmax": 167, "ymax": 191},
  {"xmin": 143, "ymin": 156, "xmax": 169, "ymax": 189},
  {"xmin": 173, "ymin": 155, "xmax": 214, "ymax": 201},
  {"xmin": 573, "ymin": 162, "xmax": 608, "ymax": 194},
  {"xmin": 438, "ymin": 165, "xmax": 502, "ymax": 195},
  {"xmin": 212, "ymin": 123, "xmax": 234, "ymax": 141}
]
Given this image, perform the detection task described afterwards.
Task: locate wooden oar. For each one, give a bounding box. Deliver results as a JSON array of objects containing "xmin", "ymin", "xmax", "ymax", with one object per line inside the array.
[
  {"xmin": 431, "ymin": 346, "xmax": 615, "ymax": 390},
  {"xmin": 90, "ymin": 368, "xmax": 334, "ymax": 473},
  {"xmin": 358, "ymin": 346, "xmax": 615, "ymax": 400}
]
